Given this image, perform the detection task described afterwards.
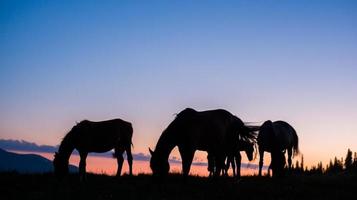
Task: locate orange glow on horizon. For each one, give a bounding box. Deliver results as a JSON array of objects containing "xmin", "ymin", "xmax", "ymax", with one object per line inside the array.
[{"xmin": 12, "ymin": 151, "xmax": 258, "ymax": 176}]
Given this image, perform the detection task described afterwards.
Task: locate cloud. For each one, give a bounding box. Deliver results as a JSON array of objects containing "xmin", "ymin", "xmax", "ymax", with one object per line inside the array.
[
  {"xmin": 0, "ymin": 139, "xmax": 57, "ymax": 153},
  {"xmin": 0, "ymin": 139, "xmax": 154, "ymax": 161},
  {"xmin": 0, "ymin": 139, "xmax": 265, "ymax": 168}
]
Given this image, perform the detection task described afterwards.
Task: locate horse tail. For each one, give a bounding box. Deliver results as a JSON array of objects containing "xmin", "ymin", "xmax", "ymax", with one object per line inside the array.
[
  {"xmin": 127, "ymin": 122, "xmax": 134, "ymax": 149},
  {"xmin": 292, "ymin": 130, "xmax": 299, "ymax": 157}
]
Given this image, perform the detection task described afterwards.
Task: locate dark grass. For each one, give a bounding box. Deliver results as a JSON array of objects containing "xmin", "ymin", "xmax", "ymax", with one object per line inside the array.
[{"xmin": 0, "ymin": 172, "xmax": 356, "ymax": 200}]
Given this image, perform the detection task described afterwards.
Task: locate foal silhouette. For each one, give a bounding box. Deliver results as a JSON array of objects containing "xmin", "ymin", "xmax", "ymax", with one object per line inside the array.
[
  {"xmin": 207, "ymin": 139, "xmax": 255, "ymax": 177},
  {"xmin": 53, "ymin": 119, "xmax": 133, "ymax": 180}
]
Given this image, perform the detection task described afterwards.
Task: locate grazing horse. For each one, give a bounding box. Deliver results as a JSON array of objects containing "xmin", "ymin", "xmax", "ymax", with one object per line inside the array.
[
  {"xmin": 207, "ymin": 139, "xmax": 255, "ymax": 177},
  {"xmin": 149, "ymin": 108, "xmax": 256, "ymax": 179},
  {"xmin": 53, "ymin": 119, "xmax": 133, "ymax": 180},
  {"xmin": 225, "ymin": 139, "xmax": 255, "ymax": 177},
  {"xmin": 258, "ymin": 120, "xmax": 299, "ymax": 177}
]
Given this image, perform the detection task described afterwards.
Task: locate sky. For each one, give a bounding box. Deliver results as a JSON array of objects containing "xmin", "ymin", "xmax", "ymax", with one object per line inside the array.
[{"xmin": 1, "ymin": 0, "xmax": 357, "ymax": 170}]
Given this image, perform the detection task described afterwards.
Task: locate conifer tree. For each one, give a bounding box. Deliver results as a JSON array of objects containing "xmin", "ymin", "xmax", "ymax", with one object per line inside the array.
[
  {"xmin": 295, "ymin": 160, "xmax": 300, "ymax": 171},
  {"xmin": 300, "ymin": 155, "xmax": 304, "ymax": 172},
  {"xmin": 344, "ymin": 149, "xmax": 352, "ymax": 170},
  {"xmin": 317, "ymin": 161, "xmax": 323, "ymax": 174}
]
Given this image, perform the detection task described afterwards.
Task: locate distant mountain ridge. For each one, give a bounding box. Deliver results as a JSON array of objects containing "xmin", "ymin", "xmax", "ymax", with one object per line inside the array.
[{"xmin": 0, "ymin": 148, "xmax": 78, "ymax": 173}]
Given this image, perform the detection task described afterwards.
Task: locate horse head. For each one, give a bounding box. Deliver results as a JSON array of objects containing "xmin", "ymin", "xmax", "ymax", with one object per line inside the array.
[
  {"xmin": 149, "ymin": 148, "xmax": 169, "ymax": 178},
  {"xmin": 53, "ymin": 152, "xmax": 69, "ymax": 178}
]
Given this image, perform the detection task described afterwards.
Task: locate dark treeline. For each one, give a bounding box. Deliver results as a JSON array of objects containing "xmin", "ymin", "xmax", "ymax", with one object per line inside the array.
[{"xmin": 291, "ymin": 148, "xmax": 357, "ymax": 175}]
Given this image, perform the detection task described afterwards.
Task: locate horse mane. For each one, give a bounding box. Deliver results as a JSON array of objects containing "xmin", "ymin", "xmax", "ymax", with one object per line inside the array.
[
  {"xmin": 153, "ymin": 109, "xmax": 197, "ymax": 156},
  {"xmin": 239, "ymin": 126, "xmax": 258, "ymax": 143},
  {"xmin": 164, "ymin": 108, "xmax": 197, "ymax": 136},
  {"xmin": 175, "ymin": 108, "xmax": 197, "ymax": 118},
  {"xmin": 57, "ymin": 122, "xmax": 80, "ymax": 155}
]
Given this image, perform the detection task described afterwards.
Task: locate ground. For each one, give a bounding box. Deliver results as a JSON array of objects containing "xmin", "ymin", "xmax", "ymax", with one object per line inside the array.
[{"xmin": 1, "ymin": 172, "xmax": 356, "ymax": 200}]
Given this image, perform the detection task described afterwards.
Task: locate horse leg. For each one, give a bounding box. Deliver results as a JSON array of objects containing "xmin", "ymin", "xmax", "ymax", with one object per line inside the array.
[
  {"xmin": 225, "ymin": 156, "xmax": 232, "ymax": 176},
  {"xmin": 126, "ymin": 145, "xmax": 133, "ymax": 176},
  {"xmin": 231, "ymin": 156, "xmax": 236, "ymax": 177},
  {"xmin": 207, "ymin": 153, "xmax": 214, "ymax": 177},
  {"xmin": 271, "ymin": 151, "xmax": 285, "ymax": 178},
  {"xmin": 235, "ymin": 153, "xmax": 241, "ymax": 178},
  {"xmin": 214, "ymin": 154, "xmax": 225, "ymax": 177},
  {"xmin": 114, "ymin": 146, "xmax": 125, "ymax": 177},
  {"xmin": 225, "ymin": 156, "xmax": 233, "ymax": 176},
  {"xmin": 268, "ymin": 152, "xmax": 273, "ymax": 177},
  {"xmin": 179, "ymin": 147, "xmax": 195, "ymax": 178},
  {"xmin": 258, "ymin": 148, "xmax": 264, "ymax": 176},
  {"xmin": 287, "ymin": 148, "xmax": 292, "ymax": 171},
  {"xmin": 79, "ymin": 151, "xmax": 88, "ymax": 181}
]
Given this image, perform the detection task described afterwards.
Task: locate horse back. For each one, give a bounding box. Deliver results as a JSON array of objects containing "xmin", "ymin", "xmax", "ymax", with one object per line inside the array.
[
  {"xmin": 173, "ymin": 108, "xmax": 237, "ymax": 151},
  {"xmin": 75, "ymin": 119, "xmax": 132, "ymax": 152},
  {"xmin": 272, "ymin": 121, "xmax": 296, "ymax": 148},
  {"xmin": 258, "ymin": 121, "xmax": 275, "ymax": 152}
]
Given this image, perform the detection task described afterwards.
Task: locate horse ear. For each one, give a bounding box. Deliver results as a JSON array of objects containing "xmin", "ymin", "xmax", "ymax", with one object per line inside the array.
[{"xmin": 149, "ymin": 148, "xmax": 154, "ymax": 155}]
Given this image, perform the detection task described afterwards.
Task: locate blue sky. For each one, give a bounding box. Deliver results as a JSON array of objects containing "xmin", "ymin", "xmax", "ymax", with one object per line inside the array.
[{"xmin": 0, "ymin": 0, "xmax": 357, "ymax": 166}]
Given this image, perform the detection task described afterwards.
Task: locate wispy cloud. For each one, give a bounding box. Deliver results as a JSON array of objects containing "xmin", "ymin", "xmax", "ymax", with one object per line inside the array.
[
  {"xmin": 0, "ymin": 139, "xmax": 152, "ymax": 160},
  {"xmin": 0, "ymin": 139, "xmax": 57, "ymax": 153},
  {"xmin": 0, "ymin": 139, "xmax": 178, "ymax": 164},
  {"xmin": 0, "ymin": 139, "xmax": 264, "ymax": 168}
]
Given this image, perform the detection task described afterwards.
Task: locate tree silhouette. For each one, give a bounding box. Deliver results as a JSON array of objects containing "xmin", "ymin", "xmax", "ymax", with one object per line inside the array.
[
  {"xmin": 344, "ymin": 149, "xmax": 353, "ymax": 170},
  {"xmin": 295, "ymin": 160, "xmax": 300, "ymax": 171},
  {"xmin": 352, "ymin": 152, "xmax": 357, "ymax": 173},
  {"xmin": 317, "ymin": 161, "xmax": 323, "ymax": 174},
  {"xmin": 300, "ymin": 155, "xmax": 304, "ymax": 172},
  {"xmin": 334, "ymin": 157, "xmax": 343, "ymax": 173},
  {"xmin": 292, "ymin": 148, "xmax": 357, "ymax": 175},
  {"xmin": 327, "ymin": 159, "xmax": 333, "ymax": 173}
]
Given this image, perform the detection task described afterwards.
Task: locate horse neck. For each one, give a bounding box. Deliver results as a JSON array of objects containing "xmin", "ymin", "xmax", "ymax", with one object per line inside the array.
[
  {"xmin": 58, "ymin": 131, "xmax": 76, "ymax": 160},
  {"xmin": 155, "ymin": 131, "xmax": 176, "ymax": 159}
]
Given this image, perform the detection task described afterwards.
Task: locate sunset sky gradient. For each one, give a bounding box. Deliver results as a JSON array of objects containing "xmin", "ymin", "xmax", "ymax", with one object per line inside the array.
[{"xmin": 1, "ymin": 0, "xmax": 357, "ymax": 173}]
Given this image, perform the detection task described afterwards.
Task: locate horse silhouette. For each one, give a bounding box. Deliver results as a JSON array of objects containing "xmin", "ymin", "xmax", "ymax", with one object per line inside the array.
[
  {"xmin": 149, "ymin": 108, "xmax": 256, "ymax": 179},
  {"xmin": 53, "ymin": 119, "xmax": 133, "ymax": 180},
  {"xmin": 207, "ymin": 139, "xmax": 255, "ymax": 177},
  {"xmin": 258, "ymin": 120, "xmax": 299, "ymax": 177}
]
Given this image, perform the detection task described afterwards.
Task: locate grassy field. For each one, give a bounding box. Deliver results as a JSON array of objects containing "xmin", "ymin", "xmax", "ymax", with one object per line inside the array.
[{"xmin": 1, "ymin": 172, "xmax": 356, "ymax": 200}]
